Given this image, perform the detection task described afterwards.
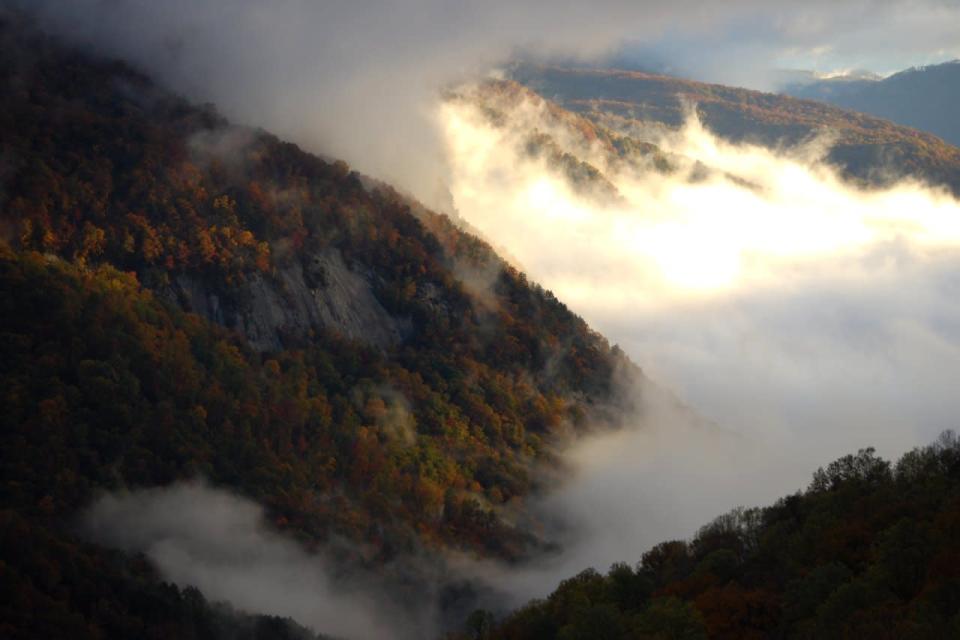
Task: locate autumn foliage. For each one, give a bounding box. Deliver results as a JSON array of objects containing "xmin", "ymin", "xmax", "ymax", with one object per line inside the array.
[{"xmin": 462, "ymin": 438, "xmax": 960, "ymax": 639}]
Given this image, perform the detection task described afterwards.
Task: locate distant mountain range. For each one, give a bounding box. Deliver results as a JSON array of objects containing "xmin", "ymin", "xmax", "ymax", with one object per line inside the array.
[
  {"xmin": 511, "ymin": 63, "xmax": 960, "ymax": 195},
  {"xmin": 775, "ymin": 68, "xmax": 883, "ymax": 86},
  {"xmin": 781, "ymin": 60, "xmax": 960, "ymax": 148}
]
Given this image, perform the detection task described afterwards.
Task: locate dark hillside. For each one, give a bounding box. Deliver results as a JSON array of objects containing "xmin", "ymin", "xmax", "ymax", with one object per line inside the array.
[
  {"xmin": 457, "ymin": 434, "xmax": 960, "ymax": 639},
  {"xmin": 0, "ymin": 12, "xmax": 640, "ymax": 637},
  {"xmin": 785, "ymin": 61, "xmax": 960, "ymax": 149},
  {"xmin": 512, "ymin": 64, "xmax": 960, "ymax": 195}
]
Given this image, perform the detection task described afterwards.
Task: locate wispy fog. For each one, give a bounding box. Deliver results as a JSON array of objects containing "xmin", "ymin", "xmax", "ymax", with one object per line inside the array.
[{"xmin": 83, "ymin": 482, "xmax": 438, "ymax": 640}]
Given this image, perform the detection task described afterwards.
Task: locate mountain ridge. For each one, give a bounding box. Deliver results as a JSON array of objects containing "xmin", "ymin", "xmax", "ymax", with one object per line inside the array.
[
  {"xmin": 782, "ymin": 59, "xmax": 960, "ymax": 149},
  {"xmin": 0, "ymin": 13, "xmax": 651, "ymax": 637},
  {"xmin": 510, "ymin": 63, "xmax": 960, "ymax": 196}
]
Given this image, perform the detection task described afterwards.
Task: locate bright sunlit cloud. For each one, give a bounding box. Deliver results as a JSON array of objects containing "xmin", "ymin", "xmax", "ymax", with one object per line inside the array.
[
  {"xmin": 439, "ymin": 89, "xmax": 960, "ymax": 594},
  {"xmin": 441, "ymin": 98, "xmax": 960, "ymax": 300}
]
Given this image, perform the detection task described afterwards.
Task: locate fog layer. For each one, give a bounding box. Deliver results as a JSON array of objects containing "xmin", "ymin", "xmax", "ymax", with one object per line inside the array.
[
  {"xmin": 437, "ymin": 89, "xmax": 960, "ymax": 600},
  {"xmin": 83, "ymin": 482, "xmax": 435, "ymax": 640}
]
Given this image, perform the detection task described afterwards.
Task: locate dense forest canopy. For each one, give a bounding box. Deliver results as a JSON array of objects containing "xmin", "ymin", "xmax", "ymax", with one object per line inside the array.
[
  {"xmin": 451, "ymin": 434, "xmax": 960, "ymax": 639},
  {"xmin": 0, "ymin": 11, "xmax": 634, "ymax": 550},
  {"xmin": 0, "ymin": 11, "xmax": 639, "ymax": 637}
]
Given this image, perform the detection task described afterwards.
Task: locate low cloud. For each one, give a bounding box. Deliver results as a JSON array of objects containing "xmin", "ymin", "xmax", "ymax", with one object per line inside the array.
[
  {"xmin": 82, "ymin": 482, "xmax": 437, "ymax": 640},
  {"xmin": 352, "ymin": 383, "xmax": 418, "ymax": 446},
  {"xmin": 437, "ymin": 87, "xmax": 960, "ymax": 603}
]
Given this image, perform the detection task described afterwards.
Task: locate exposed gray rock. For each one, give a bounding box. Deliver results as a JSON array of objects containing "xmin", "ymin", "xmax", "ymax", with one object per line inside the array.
[
  {"xmin": 175, "ymin": 274, "xmax": 227, "ymax": 328},
  {"xmin": 172, "ymin": 248, "xmax": 410, "ymax": 352}
]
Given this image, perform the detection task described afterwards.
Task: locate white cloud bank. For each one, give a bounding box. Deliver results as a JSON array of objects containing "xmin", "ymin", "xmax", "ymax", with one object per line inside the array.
[{"xmin": 437, "ymin": 90, "xmax": 960, "ymax": 600}]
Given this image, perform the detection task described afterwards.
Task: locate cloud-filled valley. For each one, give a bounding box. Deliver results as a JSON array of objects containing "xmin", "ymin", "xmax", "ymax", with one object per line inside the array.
[
  {"xmin": 436, "ymin": 85, "xmax": 960, "ymax": 599},
  {"xmin": 443, "ymin": 81, "xmax": 960, "ymax": 447}
]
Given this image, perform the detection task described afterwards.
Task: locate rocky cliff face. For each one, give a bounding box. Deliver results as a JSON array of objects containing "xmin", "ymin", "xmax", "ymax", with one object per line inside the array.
[{"xmin": 172, "ymin": 247, "xmax": 411, "ymax": 351}]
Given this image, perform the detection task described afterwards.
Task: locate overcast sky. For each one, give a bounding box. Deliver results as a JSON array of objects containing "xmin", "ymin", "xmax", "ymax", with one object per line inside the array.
[{"xmin": 608, "ymin": 2, "xmax": 960, "ymax": 86}]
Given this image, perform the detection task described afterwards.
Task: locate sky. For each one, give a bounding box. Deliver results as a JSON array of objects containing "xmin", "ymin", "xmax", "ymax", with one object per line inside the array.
[{"xmin": 607, "ymin": 4, "xmax": 960, "ymax": 87}]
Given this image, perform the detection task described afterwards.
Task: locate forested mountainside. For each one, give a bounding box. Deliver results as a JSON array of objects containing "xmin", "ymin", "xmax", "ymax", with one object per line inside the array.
[
  {"xmin": 0, "ymin": 13, "xmax": 640, "ymax": 637},
  {"xmin": 511, "ymin": 64, "xmax": 960, "ymax": 196},
  {"xmin": 452, "ymin": 434, "xmax": 960, "ymax": 640},
  {"xmin": 444, "ymin": 79, "xmax": 675, "ymax": 204},
  {"xmin": 784, "ymin": 61, "xmax": 960, "ymax": 149}
]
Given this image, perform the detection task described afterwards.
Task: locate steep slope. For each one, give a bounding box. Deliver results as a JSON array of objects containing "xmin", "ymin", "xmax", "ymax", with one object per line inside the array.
[
  {"xmin": 511, "ymin": 64, "xmax": 960, "ymax": 196},
  {"xmin": 454, "ymin": 434, "xmax": 960, "ymax": 639},
  {"xmin": 0, "ymin": 13, "xmax": 644, "ymax": 638},
  {"xmin": 784, "ymin": 61, "xmax": 960, "ymax": 148},
  {"xmin": 444, "ymin": 77, "xmax": 784, "ymax": 205},
  {"xmin": 443, "ymin": 79, "xmax": 676, "ymax": 206}
]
